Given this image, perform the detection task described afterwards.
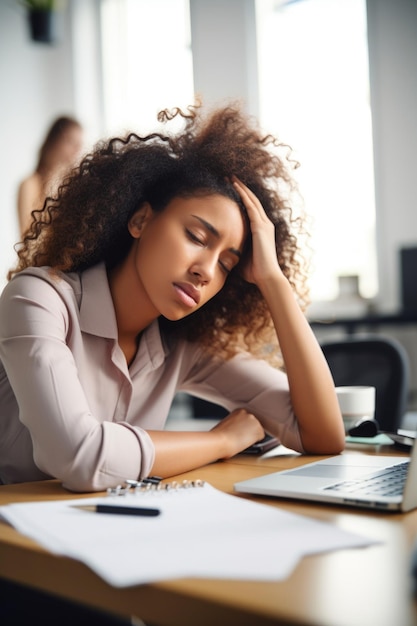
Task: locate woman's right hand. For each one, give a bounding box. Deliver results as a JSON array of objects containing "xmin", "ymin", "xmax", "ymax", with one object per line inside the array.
[
  {"xmin": 148, "ymin": 409, "xmax": 264, "ymax": 478},
  {"xmin": 210, "ymin": 408, "xmax": 265, "ymax": 458}
]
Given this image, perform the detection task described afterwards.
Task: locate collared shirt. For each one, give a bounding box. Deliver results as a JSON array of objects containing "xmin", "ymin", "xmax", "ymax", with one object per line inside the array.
[{"xmin": 0, "ymin": 263, "xmax": 302, "ymax": 492}]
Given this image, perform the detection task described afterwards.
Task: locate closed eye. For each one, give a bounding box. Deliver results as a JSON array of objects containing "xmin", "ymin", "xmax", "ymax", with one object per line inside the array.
[
  {"xmin": 186, "ymin": 229, "xmax": 205, "ymax": 246},
  {"xmin": 186, "ymin": 227, "xmax": 238, "ymax": 275},
  {"xmin": 219, "ymin": 261, "xmax": 232, "ymax": 275}
]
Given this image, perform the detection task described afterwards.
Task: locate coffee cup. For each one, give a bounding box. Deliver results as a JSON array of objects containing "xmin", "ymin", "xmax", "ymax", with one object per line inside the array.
[{"xmin": 335, "ymin": 386, "xmax": 376, "ymax": 434}]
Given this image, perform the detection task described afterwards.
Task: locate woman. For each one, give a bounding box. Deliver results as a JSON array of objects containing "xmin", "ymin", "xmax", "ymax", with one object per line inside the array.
[
  {"xmin": 17, "ymin": 115, "xmax": 84, "ymax": 237},
  {"xmin": 0, "ymin": 104, "xmax": 344, "ymax": 492}
]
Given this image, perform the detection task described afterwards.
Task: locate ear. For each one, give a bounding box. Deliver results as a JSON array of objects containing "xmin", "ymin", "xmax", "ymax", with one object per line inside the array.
[{"xmin": 128, "ymin": 203, "xmax": 153, "ymax": 238}]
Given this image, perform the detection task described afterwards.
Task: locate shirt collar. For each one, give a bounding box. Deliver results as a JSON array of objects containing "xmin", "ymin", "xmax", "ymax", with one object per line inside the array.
[
  {"xmin": 79, "ymin": 262, "xmax": 118, "ymax": 339},
  {"xmin": 79, "ymin": 263, "xmax": 167, "ymax": 369}
]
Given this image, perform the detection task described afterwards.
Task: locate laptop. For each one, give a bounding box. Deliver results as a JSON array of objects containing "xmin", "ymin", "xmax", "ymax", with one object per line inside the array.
[{"xmin": 234, "ymin": 437, "xmax": 417, "ymax": 512}]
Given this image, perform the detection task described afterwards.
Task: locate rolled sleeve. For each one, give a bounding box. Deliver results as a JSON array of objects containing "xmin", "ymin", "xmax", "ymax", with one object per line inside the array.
[{"xmin": 60, "ymin": 422, "xmax": 155, "ymax": 493}]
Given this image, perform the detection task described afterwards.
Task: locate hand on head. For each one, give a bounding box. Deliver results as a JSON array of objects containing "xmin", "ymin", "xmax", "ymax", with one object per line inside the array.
[{"xmin": 232, "ymin": 177, "xmax": 282, "ymax": 287}]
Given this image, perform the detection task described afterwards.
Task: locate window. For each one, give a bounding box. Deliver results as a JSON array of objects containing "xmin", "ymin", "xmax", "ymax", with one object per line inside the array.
[
  {"xmin": 100, "ymin": 0, "xmax": 193, "ymax": 136},
  {"xmin": 256, "ymin": 0, "xmax": 377, "ymax": 305}
]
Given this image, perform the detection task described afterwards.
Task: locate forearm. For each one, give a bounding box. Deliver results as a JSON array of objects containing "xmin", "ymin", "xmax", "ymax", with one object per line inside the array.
[
  {"xmin": 259, "ymin": 272, "xmax": 345, "ymax": 454},
  {"xmin": 147, "ymin": 430, "xmax": 227, "ymax": 477},
  {"xmin": 148, "ymin": 409, "xmax": 265, "ymax": 477},
  {"xmin": 231, "ymin": 177, "xmax": 344, "ymax": 453}
]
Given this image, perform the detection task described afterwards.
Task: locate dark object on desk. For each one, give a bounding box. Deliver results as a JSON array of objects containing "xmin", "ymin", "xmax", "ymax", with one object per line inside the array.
[
  {"xmin": 73, "ymin": 504, "xmax": 161, "ymax": 516},
  {"xmin": 348, "ymin": 418, "xmax": 379, "ymax": 438},
  {"xmin": 321, "ymin": 336, "xmax": 410, "ymax": 433},
  {"xmin": 243, "ymin": 434, "xmax": 280, "ymax": 455},
  {"xmin": 400, "ymin": 246, "xmax": 417, "ymax": 313}
]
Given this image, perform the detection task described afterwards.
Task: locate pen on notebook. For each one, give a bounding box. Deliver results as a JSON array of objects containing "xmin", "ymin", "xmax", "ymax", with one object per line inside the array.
[{"xmin": 73, "ymin": 504, "xmax": 161, "ymax": 517}]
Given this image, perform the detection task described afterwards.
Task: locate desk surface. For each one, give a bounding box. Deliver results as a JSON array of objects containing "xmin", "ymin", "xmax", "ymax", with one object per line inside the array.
[{"xmin": 1, "ymin": 447, "xmax": 417, "ymax": 626}]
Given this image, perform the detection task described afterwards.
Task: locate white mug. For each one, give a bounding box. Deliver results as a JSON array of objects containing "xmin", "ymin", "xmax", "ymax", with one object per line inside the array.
[{"xmin": 335, "ymin": 386, "xmax": 376, "ymax": 434}]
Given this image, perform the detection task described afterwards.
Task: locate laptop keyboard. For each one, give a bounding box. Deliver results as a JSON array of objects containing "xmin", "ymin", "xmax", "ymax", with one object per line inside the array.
[{"xmin": 324, "ymin": 461, "xmax": 409, "ymax": 497}]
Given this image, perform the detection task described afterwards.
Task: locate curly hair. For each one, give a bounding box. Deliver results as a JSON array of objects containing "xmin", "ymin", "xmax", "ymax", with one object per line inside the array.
[{"xmin": 9, "ymin": 103, "xmax": 310, "ymax": 366}]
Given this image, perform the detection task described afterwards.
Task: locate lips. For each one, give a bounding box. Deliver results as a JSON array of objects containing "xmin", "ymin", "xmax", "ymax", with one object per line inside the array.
[{"xmin": 173, "ymin": 282, "xmax": 201, "ymax": 306}]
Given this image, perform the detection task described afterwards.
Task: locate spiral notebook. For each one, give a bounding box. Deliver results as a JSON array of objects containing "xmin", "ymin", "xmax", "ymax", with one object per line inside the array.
[{"xmin": 0, "ymin": 479, "xmax": 378, "ymax": 587}]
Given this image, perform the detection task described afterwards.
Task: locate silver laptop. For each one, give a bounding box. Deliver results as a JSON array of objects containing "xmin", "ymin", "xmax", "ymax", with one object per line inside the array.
[{"xmin": 234, "ymin": 438, "xmax": 417, "ymax": 512}]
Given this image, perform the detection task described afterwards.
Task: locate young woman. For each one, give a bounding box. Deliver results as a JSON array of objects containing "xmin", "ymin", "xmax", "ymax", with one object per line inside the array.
[
  {"xmin": 17, "ymin": 115, "xmax": 84, "ymax": 237},
  {"xmin": 0, "ymin": 104, "xmax": 344, "ymax": 492}
]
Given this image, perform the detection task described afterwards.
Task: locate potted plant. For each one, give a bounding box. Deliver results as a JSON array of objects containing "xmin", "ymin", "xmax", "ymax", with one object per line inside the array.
[{"xmin": 18, "ymin": 1, "xmax": 64, "ymax": 44}]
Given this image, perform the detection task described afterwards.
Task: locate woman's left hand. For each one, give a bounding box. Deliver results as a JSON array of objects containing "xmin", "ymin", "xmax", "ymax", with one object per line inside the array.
[{"xmin": 232, "ymin": 177, "xmax": 282, "ymax": 286}]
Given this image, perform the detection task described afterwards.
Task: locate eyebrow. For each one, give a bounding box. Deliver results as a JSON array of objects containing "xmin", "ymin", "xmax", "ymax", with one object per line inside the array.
[{"xmin": 191, "ymin": 215, "xmax": 242, "ymax": 259}]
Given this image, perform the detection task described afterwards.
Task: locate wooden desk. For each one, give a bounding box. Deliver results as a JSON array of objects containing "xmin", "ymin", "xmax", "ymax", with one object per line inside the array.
[{"xmin": 1, "ymin": 448, "xmax": 417, "ymax": 626}]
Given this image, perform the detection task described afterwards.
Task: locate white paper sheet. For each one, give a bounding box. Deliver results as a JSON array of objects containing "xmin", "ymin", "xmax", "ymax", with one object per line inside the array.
[{"xmin": 0, "ymin": 482, "xmax": 379, "ymax": 587}]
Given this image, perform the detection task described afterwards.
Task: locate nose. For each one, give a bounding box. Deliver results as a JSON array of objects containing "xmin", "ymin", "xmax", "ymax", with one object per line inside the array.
[{"xmin": 190, "ymin": 251, "xmax": 217, "ymax": 284}]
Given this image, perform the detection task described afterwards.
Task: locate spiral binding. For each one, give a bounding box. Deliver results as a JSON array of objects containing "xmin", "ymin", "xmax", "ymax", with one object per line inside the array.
[{"xmin": 106, "ymin": 476, "xmax": 205, "ymax": 497}]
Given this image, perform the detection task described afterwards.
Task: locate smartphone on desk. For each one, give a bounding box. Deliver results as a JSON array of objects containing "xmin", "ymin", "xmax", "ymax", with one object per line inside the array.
[{"xmin": 242, "ymin": 434, "xmax": 280, "ymax": 455}]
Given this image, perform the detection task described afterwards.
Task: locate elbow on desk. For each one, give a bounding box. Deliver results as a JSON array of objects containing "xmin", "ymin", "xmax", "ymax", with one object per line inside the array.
[
  {"xmin": 61, "ymin": 476, "xmax": 107, "ymax": 494},
  {"xmin": 40, "ymin": 466, "xmax": 108, "ymax": 493},
  {"xmin": 300, "ymin": 431, "xmax": 346, "ymax": 456},
  {"xmin": 303, "ymin": 441, "xmax": 346, "ymax": 456},
  {"xmin": 35, "ymin": 460, "xmax": 120, "ymax": 494}
]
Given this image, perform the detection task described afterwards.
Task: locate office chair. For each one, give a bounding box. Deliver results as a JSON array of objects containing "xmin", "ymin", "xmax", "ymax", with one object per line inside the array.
[{"xmin": 320, "ymin": 335, "xmax": 410, "ymax": 433}]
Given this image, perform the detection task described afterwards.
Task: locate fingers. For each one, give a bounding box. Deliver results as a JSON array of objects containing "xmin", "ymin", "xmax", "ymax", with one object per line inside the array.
[
  {"xmin": 231, "ymin": 177, "xmax": 281, "ymax": 285},
  {"xmin": 232, "ymin": 176, "xmax": 258, "ymax": 208},
  {"xmin": 232, "ymin": 177, "xmax": 271, "ymax": 225}
]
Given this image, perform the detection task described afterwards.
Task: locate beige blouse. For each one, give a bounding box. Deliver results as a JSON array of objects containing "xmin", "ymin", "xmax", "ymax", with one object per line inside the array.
[{"xmin": 0, "ymin": 263, "xmax": 302, "ymax": 492}]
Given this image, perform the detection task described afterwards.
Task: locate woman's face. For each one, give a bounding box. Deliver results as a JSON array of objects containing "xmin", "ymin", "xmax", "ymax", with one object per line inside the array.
[{"xmin": 128, "ymin": 193, "xmax": 247, "ymax": 321}]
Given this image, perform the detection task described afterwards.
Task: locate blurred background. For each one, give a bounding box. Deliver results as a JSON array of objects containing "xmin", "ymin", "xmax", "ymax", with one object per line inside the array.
[{"xmin": 1, "ymin": 0, "xmax": 417, "ymax": 411}]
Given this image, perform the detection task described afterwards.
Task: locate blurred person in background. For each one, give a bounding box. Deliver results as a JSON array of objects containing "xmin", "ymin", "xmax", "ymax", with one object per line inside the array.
[{"xmin": 17, "ymin": 116, "xmax": 84, "ymax": 237}]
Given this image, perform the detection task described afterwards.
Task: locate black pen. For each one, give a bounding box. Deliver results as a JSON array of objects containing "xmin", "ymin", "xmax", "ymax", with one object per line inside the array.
[{"xmin": 73, "ymin": 504, "xmax": 160, "ymax": 517}]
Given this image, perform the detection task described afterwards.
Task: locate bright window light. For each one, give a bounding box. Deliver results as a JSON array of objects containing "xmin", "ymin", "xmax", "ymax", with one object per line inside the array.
[
  {"xmin": 100, "ymin": 0, "xmax": 194, "ymax": 136},
  {"xmin": 256, "ymin": 0, "xmax": 377, "ymax": 304}
]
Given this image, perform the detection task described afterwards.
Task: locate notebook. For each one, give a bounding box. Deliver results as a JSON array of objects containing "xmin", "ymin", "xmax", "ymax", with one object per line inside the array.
[{"xmin": 234, "ymin": 436, "xmax": 417, "ymax": 512}]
